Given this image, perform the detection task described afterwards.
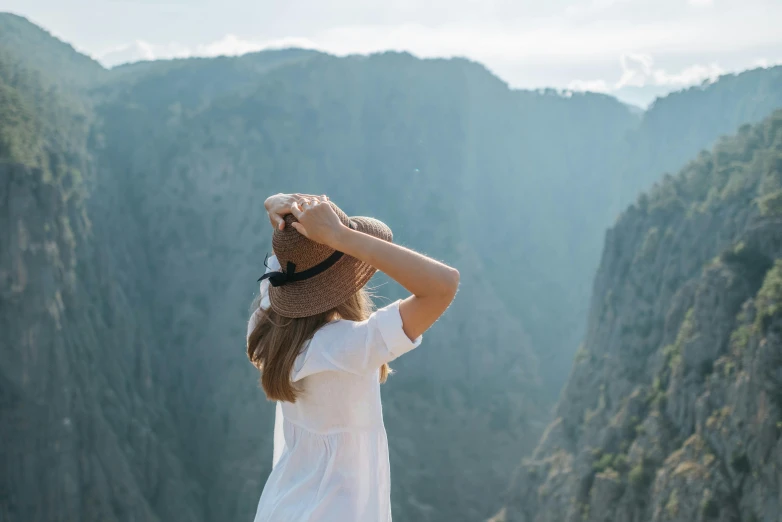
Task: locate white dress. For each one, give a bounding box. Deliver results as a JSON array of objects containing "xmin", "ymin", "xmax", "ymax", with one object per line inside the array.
[{"xmin": 248, "ymin": 256, "xmax": 422, "ymax": 522}]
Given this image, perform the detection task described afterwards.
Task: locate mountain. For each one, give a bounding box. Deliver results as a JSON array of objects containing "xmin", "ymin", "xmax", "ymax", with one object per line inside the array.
[
  {"xmin": 618, "ymin": 67, "xmax": 782, "ymax": 210},
  {"xmin": 2, "ymin": 12, "xmax": 782, "ymax": 522},
  {"xmin": 0, "ymin": 22, "xmax": 208, "ymax": 522},
  {"xmin": 0, "ymin": 13, "xmax": 105, "ymax": 87},
  {"xmin": 498, "ymin": 110, "xmax": 782, "ymax": 522}
]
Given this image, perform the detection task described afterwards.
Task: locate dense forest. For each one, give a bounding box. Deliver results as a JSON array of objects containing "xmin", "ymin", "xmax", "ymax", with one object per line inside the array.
[
  {"xmin": 499, "ymin": 109, "xmax": 782, "ymax": 522},
  {"xmin": 1, "ymin": 12, "xmax": 781, "ymax": 522}
]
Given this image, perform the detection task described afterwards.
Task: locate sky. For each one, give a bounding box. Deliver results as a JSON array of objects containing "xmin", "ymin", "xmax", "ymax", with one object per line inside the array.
[{"xmin": 5, "ymin": 0, "xmax": 782, "ymax": 107}]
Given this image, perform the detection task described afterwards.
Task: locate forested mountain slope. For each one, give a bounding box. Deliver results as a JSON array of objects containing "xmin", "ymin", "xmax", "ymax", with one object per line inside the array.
[
  {"xmin": 618, "ymin": 66, "xmax": 782, "ymax": 211},
  {"xmin": 2, "ymin": 12, "xmax": 782, "ymax": 522},
  {"xmin": 0, "ymin": 40, "xmax": 204, "ymax": 521},
  {"xmin": 500, "ymin": 110, "xmax": 782, "ymax": 522}
]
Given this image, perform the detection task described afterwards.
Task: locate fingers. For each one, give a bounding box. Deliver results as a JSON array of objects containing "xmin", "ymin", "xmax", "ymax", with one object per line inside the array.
[
  {"xmin": 266, "ymin": 194, "xmax": 329, "ymax": 233},
  {"xmin": 288, "ymin": 196, "xmax": 330, "ymax": 237},
  {"xmin": 293, "ymin": 193, "xmax": 328, "ymax": 202},
  {"xmin": 268, "ymin": 211, "xmax": 283, "ymax": 229},
  {"xmin": 301, "ymin": 197, "xmax": 323, "ymax": 209},
  {"xmin": 290, "ymin": 201, "xmax": 303, "ymax": 219},
  {"xmin": 290, "ymin": 222, "xmax": 307, "ymax": 236},
  {"xmin": 294, "ymin": 193, "xmax": 322, "ymax": 207}
]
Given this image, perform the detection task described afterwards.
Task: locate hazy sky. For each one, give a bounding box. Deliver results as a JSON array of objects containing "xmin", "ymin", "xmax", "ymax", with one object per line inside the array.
[{"xmin": 6, "ymin": 0, "xmax": 782, "ymax": 106}]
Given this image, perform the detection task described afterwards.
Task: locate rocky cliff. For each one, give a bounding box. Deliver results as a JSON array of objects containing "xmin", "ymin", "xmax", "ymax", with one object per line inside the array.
[
  {"xmin": 0, "ymin": 42, "xmax": 205, "ymax": 520},
  {"xmin": 500, "ymin": 111, "xmax": 782, "ymax": 522},
  {"xmin": 3, "ymin": 12, "xmax": 782, "ymax": 522}
]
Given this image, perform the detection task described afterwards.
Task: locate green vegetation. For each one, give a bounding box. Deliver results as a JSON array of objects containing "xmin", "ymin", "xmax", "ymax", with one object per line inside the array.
[
  {"xmin": 590, "ymin": 449, "xmax": 631, "ymax": 484},
  {"xmin": 637, "ymin": 226, "xmax": 661, "ymax": 261},
  {"xmin": 0, "ymin": 79, "xmax": 39, "ymax": 165},
  {"xmin": 757, "ymin": 190, "xmax": 782, "ymax": 216},
  {"xmin": 721, "ymin": 242, "xmax": 775, "ymax": 290},
  {"xmin": 628, "ymin": 457, "xmax": 656, "ymax": 492},
  {"xmin": 701, "ymin": 496, "xmax": 720, "ymax": 519},
  {"xmin": 644, "ymin": 109, "xmax": 782, "ymax": 224},
  {"xmin": 663, "ymin": 343, "xmax": 683, "ymax": 372},
  {"xmin": 675, "ymin": 309, "xmax": 696, "ymax": 347},
  {"xmin": 574, "ymin": 346, "xmax": 590, "ymax": 364},
  {"xmin": 0, "ymin": 13, "xmax": 105, "ymax": 87},
  {"xmin": 579, "ymin": 501, "xmax": 590, "ymax": 521},
  {"xmin": 755, "ymin": 260, "xmax": 782, "ymax": 330},
  {"xmin": 4, "ymin": 12, "xmax": 782, "ymax": 522},
  {"xmin": 647, "ymin": 377, "xmax": 668, "ymax": 409},
  {"xmin": 730, "ymin": 323, "xmax": 753, "ymax": 352},
  {"xmin": 665, "ymin": 490, "xmax": 680, "ymax": 518},
  {"xmin": 521, "ymin": 72, "xmax": 782, "ymax": 522}
]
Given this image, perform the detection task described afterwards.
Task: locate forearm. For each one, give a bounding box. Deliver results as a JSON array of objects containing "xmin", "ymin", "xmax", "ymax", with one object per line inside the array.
[
  {"xmin": 331, "ymin": 227, "xmax": 459, "ymax": 299},
  {"xmin": 287, "ymin": 196, "xmax": 458, "ymax": 340}
]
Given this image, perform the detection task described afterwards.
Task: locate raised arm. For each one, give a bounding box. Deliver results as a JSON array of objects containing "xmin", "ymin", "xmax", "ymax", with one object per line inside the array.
[{"xmin": 290, "ymin": 197, "xmax": 459, "ymax": 341}]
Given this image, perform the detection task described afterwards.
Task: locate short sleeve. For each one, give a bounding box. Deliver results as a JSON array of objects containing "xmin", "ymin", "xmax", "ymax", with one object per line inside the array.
[{"xmin": 292, "ymin": 299, "xmax": 422, "ymax": 380}]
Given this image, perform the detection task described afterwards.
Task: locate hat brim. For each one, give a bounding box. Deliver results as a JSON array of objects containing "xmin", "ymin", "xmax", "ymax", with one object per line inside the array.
[{"xmin": 268, "ymin": 216, "xmax": 392, "ymax": 318}]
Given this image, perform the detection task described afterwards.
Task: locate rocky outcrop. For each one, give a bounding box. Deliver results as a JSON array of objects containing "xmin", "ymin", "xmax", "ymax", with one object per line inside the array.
[
  {"xmin": 0, "ymin": 47, "xmax": 204, "ymax": 521},
  {"xmin": 500, "ymin": 112, "xmax": 782, "ymax": 522},
  {"xmin": 0, "ymin": 159, "xmax": 209, "ymax": 521},
  {"xmin": 4, "ymin": 13, "xmax": 782, "ymax": 522}
]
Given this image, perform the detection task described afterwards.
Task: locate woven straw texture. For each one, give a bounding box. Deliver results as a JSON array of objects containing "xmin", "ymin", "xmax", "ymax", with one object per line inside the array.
[{"xmin": 268, "ymin": 203, "xmax": 392, "ymax": 318}]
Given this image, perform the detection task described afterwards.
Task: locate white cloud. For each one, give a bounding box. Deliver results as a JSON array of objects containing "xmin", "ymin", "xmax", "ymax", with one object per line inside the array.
[
  {"xmin": 567, "ymin": 79, "xmax": 611, "ymax": 93},
  {"xmin": 194, "ymin": 34, "xmax": 319, "ymax": 58},
  {"xmin": 98, "ymin": 41, "xmax": 191, "ymax": 66},
  {"xmin": 97, "ymin": 35, "xmax": 322, "ymax": 67},
  {"xmin": 615, "ymin": 53, "xmax": 655, "ymax": 88},
  {"xmin": 88, "ymin": 1, "xmax": 781, "ymax": 106},
  {"xmin": 653, "ymin": 62, "xmax": 724, "ymax": 85},
  {"xmin": 94, "ymin": 3, "xmax": 782, "ymax": 69},
  {"xmin": 564, "ymin": 0, "xmax": 635, "ymax": 17},
  {"xmin": 569, "ymin": 53, "xmax": 724, "ymax": 96},
  {"xmin": 753, "ymin": 57, "xmax": 782, "ymax": 68}
]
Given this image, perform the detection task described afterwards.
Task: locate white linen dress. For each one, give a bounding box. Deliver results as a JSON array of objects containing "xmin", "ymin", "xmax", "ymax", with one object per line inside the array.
[{"xmin": 248, "ymin": 255, "xmax": 422, "ymax": 522}]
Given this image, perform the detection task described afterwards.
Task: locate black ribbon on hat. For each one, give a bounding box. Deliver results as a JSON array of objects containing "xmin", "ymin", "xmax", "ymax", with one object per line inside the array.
[
  {"xmin": 257, "ymin": 221, "xmax": 357, "ymax": 287},
  {"xmin": 258, "ymin": 250, "xmax": 345, "ymax": 287}
]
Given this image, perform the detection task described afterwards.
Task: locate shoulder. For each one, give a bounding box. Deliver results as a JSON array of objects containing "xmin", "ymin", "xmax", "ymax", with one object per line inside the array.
[
  {"xmin": 313, "ymin": 300, "xmax": 419, "ymax": 351},
  {"xmin": 310, "ymin": 318, "xmax": 366, "ymax": 346},
  {"xmin": 291, "ymin": 319, "xmax": 362, "ymax": 379}
]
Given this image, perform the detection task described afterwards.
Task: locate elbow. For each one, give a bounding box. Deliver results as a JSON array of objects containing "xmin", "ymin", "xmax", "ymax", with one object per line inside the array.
[{"xmin": 442, "ymin": 267, "xmax": 460, "ymax": 299}]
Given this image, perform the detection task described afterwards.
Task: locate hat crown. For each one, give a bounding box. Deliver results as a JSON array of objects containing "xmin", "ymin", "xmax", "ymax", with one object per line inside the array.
[
  {"xmin": 264, "ymin": 202, "xmax": 393, "ymax": 319},
  {"xmin": 271, "ymin": 202, "xmax": 351, "ymax": 272}
]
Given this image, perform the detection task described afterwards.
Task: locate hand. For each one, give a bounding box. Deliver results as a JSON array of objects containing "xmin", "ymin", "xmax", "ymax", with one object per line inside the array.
[
  {"xmin": 289, "ymin": 196, "xmax": 346, "ymax": 247},
  {"xmin": 264, "ymin": 193, "xmax": 324, "ymax": 230}
]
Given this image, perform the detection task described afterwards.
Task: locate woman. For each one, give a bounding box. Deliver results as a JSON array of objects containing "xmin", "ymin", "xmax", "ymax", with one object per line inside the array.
[{"xmin": 247, "ymin": 193, "xmax": 459, "ymax": 521}]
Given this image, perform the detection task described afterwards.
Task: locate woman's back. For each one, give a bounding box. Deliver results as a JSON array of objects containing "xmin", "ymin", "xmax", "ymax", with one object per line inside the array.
[
  {"xmin": 255, "ymin": 301, "xmax": 421, "ymax": 522},
  {"xmin": 250, "ymin": 194, "xmax": 458, "ymax": 521}
]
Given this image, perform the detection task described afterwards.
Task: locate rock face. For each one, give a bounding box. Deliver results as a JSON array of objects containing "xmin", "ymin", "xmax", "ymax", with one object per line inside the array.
[
  {"xmin": 1, "ymin": 164, "xmax": 206, "ymax": 522},
  {"xmin": 501, "ymin": 112, "xmax": 782, "ymax": 522},
  {"xmin": 3, "ymin": 12, "xmax": 782, "ymax": 522},
  {"xmin": 0, "ymin": 38, "xmax": 206, "ymax": 521}
]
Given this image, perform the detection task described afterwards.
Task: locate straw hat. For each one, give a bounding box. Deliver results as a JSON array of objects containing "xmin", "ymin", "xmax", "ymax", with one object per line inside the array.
[{"xmin": 260, "ymin": 202, "xmax": 392, "ymax": 318}]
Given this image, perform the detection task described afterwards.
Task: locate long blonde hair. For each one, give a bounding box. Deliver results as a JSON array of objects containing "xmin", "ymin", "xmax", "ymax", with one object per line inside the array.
[{"xmin": 247, "ymin": 288, "xmax": 390, "ymax": 402}]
